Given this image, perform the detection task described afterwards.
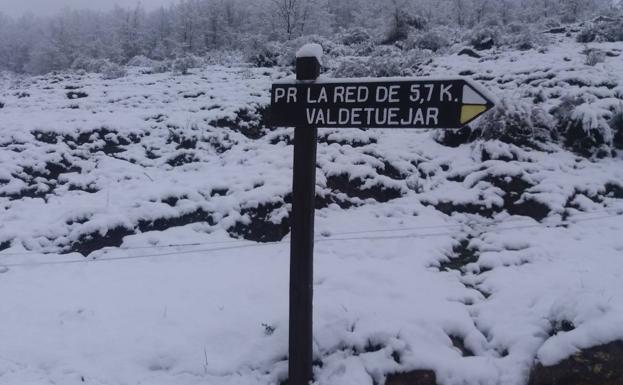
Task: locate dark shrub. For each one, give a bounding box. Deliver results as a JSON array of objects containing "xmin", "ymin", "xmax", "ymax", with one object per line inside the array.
[
  {"xmin": 577, "ymin": 26, "xmax": 597, "ymax": 43},
  {"xmin": 384, "ymin": 10, "xmax": 428, "ymax": 44},
  {"xmin": 102, "ymin": 62, "xmax": 127, "ymax": 79},
  {"xmin": 577, "ymin": 19, "xmax": 623, "ymax": 43},
  {"xmin": 245, "ymin": 40, "xmax": 284, "ymax": 68},
  {"xmin": 172, "ymin": 55, "xmax": 202, "ymax": 75},
  {"xmin": 552, "ymin": 97, "xmax": 612, "ymax": 157},
  {"xmin": 506, "ymin": 23, "xmax": 525, "ymax": 34},
  {"xmin": 611, "ymin": 108, "xmax": 623, "ymax": 150},
  {"xmin": 514, "ymin": 32, "xmax": 536, "ymax": 51},
  {"xmin": 368, "ymin": 46, "xmax": 429, "ymax": 77},
  {"xmin": 477, "ymin": 98, "xmax": 554, "ymax": 148},
  {"xmin": 584, "ymin": 48, "xmax": 606, "ymax": 66},
  {"xmin": 599, "ymin": 19, "xmax": 623, "ymax": 42},
  {"xmin": 543, "ymin": 18, "xmax": 562, "ymax": 29},
  {"xmin": 436, "ymin": 98, "xmax": 554, "ymax": 149},
  {"xmin": 333, "ymin": 59, "xmax": 370, "ymax": 78},
  {"xmin": 411, "ymin": 31, "xmax": 450, "ymax": 52},
  {"xmin": 71, "ymin": 56, "xmax": 114, "ymax": 73},
  {"xmin": 340, "ymin": 27, "xmax": 373, "ymax": 46},
  {"xmin": 468, "ymin": 28, "xmax": 497, "ymax": 50}
]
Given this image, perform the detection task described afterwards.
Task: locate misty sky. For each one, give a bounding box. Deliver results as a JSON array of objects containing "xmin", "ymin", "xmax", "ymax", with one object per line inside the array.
[{"xmin": 0, "ymin": 0, "xmax": 177, "ymax": 17}]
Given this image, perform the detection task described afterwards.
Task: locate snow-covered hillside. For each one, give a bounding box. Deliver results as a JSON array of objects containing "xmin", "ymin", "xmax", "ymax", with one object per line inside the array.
[{"xmin": 1, "ymin": 32, "xmax": 622, "ymax": 385}]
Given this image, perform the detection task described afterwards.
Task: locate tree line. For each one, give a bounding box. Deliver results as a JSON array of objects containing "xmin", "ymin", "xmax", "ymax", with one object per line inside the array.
[{"xmin": 0, "ymin": 0, "xmax": 616, "ymax": 74}]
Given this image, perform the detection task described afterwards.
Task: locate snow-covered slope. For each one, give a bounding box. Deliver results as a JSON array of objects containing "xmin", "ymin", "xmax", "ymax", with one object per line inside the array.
[{"xmin": 0, "ymin": 34, "xmax": 622, "ymax": 385}]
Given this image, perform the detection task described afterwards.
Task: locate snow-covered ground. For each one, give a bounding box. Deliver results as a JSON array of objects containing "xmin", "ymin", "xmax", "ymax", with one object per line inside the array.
[{"xmin": 1, "ymin": 33, "xmax": 623, "ymax": 385}]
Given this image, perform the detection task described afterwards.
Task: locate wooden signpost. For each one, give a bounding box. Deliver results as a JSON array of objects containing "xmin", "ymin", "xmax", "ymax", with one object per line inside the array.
[{"xmin": 270, "ymin": 44, "xmax": 495, "ymax": 385}]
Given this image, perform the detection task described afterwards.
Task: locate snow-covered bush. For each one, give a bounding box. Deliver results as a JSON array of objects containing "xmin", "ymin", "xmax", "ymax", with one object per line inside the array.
[
  {"xmin": 435, "ymin": 98, "xmax": 556, "ymax": 149},
  {"xmin": 513, "ymin": 31, "xmax": 538, "ymax": 51},
  {"xmin": 496, "ymin": 23, "xmax": 541, "ymax": 51},
  {"xmin": 150, "ymin": 61, "xmax": 171, "ymax": 74},
  {"xmin": 370, "ymin": 45, "xmax": 402, "ymax": 58},
  {"xmin": 610, "ymin": 107, "xmax": 623, "ymax": 150},
  {"xmin": 577, "ymin": 26, "xmax": 597, "ymax": 43},
  {"xmin": 127, "ymin": 55, "xmax": 155, "ymax": 67},
  {"xmin": 467, "ymin": 27, "xmax": 498, "ymax": 50},
  {"xmin": 335, "ymin": 28, "xmax": 375, "ymax": 56},
  {"xmin": 203, "ymin": 50, "xmax": 244, "ymax": 66},
  {"xmin": 374, "ymin": 47, "xmax": 429, "ymax": 77},
  {"xmin": 368, "ymin": 51, "xmax": 404, "ymax": 77},
  {"xmin": 597, "ymin": 19, "xmax": 623, "ymax": 42},
  {"xmin": 332, "ymin": 46, "xmax": 430, "ymax": 78},
  {"xmin": 476, "ymin": 97, "xmax": 554, "ymax": 148},
  {"xmin": 406, "ymin": 31, "xmax": 450, "ymax": 52},
  {"xmin": 542, "ymin": 18, "xmax": 562, "ymax": 29},
  {"xmin": 339, "ymin": 27, "xmax": 372, "ymax": 46},
  {"xmin": 71, "ymin": 57, "xmax": 94, "ymax": 72},
  {"xmin": 245, "ymin": 40, "xmax": 284, "ymax": 68},
  {"xmin": 401, "ymin": 48, "xmax": 432, "ymax": 70},
  {"xmin": 173, "ymin": 57, "xmax": 191, "ymax": 75},
  {"xmin": 332, "ymin": 58, "xmax": 370, "ymax": 78},
  {"xmin": 481, "ymin": 27, "xmax": 499, "ymax": 44},
  {"xmin": 585, "ymin": 48, "xmax": 606, "ymax": 66},
  {"xmin": 368, "ymin": 46, "xmax": 411, "ymax": 77},
  {"xmin": 506, "ymin": 23, "xmax": 525, "ymax": 35},
  {"xmin": 23, "ymin": 40, "xmax": 72, "ymax": 74},
  {"xmin": 552, "ymin": 97, "xmax": 613, "ymax": 157},
  {"xmin": 383, "ymin": 10, "xmax": 427, "ymax": 44},
  {"xmin": 577, "ymin": 19, "xmax": 623, "ymax": 43},
  {"xmin": 173, "ymin": 55, "xmax": 200, "ymax": 75},
  {"xmin": 71, "ymin": 56, "xmax": 111, "ymax": 73},
  {"xmin": 560, "ymin": 12, "xmax": 579, "ymax": 24},
  {"xmin": 150, "ymin": 41, "xmax": 174, "ymax": 61},
  {"xmin": 101, "ymin": 62, "xmax": 127, "ymax": 79}
]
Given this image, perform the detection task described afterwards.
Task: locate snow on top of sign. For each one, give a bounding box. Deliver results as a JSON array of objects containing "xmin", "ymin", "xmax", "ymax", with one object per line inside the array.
[{"xmin": 296, "ymin": 43, "xmax": 323, "ymax": 62}]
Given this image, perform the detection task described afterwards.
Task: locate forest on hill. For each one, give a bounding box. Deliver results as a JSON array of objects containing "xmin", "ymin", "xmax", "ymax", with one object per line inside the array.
[{"xmin": 0, "ymin": 0, "xmax": 621, "ymax": 75}]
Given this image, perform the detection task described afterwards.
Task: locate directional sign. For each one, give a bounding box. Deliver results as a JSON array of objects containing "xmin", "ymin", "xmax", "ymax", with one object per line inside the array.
[
  {"xmin": 271, "ymin": 78, "xmax": 494, "ymax": 129},
  {"xmin": 277, "ymin": 47, "xmax": 496, "ymax": 385}
]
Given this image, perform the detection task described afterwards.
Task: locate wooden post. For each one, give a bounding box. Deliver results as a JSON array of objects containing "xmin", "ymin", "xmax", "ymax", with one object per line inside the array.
[{"xmin": 289, "ymin": 50, "xmax": 321, "ymax": 385}]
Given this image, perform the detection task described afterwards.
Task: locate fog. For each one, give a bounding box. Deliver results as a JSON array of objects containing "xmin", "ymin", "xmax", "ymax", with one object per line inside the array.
[{"xmin": 0, "ymin": 0, "xmax": 175, "ymax": 17}]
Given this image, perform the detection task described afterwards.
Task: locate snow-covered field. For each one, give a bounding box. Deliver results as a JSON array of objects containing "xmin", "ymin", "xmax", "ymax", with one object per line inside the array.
[{"xmin": 1, "ymin": 33, "xmax": 623, "ymax": 385}]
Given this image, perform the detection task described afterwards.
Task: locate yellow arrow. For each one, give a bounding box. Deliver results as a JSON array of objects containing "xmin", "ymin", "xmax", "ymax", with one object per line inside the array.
[{"xmin": 461, "ymin": 105, "xmax": 488, "ymax": 125}]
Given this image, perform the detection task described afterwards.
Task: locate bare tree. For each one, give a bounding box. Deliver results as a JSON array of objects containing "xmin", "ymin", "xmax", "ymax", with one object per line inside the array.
[
  {"xmin": 175, "ymin": 0, "xmax": 201, "ymax": 52},
  {"xmin": 472, "ymin": 0, "xmax": 491, "ymax": 25},
  {"xmin": 455, "ymin": 0, "xmax": 468, "ymax": 27},
  {"xmin": 270, "ymin": 0, "xmax": 298, "ymax": 39},
  {"xmin": 267, "ymin": 0, "xmax": 332, "ymax": 39}
]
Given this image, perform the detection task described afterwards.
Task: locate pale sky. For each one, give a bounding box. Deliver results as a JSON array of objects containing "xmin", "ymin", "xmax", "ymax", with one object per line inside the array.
[{"xmin": 0, "ymin": 0, "xmax": 178, "ymax": 17}]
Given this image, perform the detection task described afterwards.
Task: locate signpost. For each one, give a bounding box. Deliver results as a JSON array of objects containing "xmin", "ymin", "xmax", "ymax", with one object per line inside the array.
[
  {"xmin": 271, "ymin": 44, "xmax": 495, "ymax": 385},
  {"xmin": 272, "ymin": 78, "xmax": 494, "ymax": 129}
]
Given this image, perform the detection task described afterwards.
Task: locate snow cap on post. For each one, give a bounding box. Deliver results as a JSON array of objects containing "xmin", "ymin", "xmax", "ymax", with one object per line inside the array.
[{"xmin": 296, "ymin": 43, "xmax": 322, "ymax": 81}]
